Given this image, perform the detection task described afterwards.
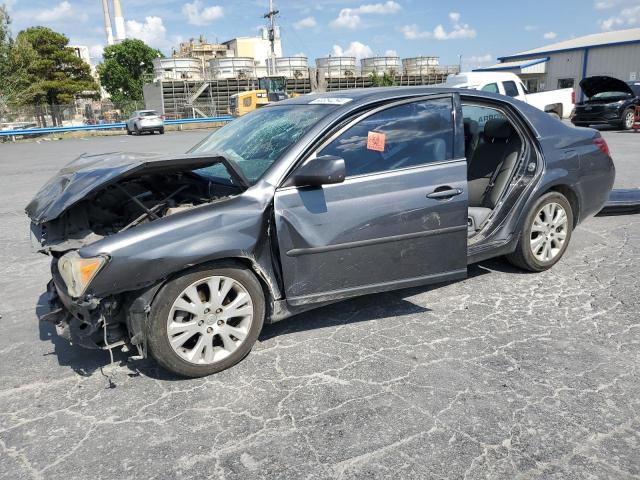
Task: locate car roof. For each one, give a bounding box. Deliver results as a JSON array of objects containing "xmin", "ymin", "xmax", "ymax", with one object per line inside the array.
[{"xmin": 276, "ymin": 86, "xmax": 463, "ymax": 107}]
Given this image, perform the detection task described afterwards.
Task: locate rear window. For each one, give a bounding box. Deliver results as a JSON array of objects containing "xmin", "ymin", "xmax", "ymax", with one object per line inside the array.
[
  {"xmin": 481, "ymin": 83, "xmax": 499, "ymax": 94},
  {"xmin": 502, "ymin": 81, "xmax": 519, "ymax": 97},
  {"xmin": 140, "ymin": 111, "xmax": 159, "ymax": 117}
]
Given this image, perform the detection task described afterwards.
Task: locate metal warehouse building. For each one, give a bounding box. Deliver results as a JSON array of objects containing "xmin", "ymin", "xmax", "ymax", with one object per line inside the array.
[{"xmin": 476, "ymin": 28, "xmax": 640, "ymax": 100}]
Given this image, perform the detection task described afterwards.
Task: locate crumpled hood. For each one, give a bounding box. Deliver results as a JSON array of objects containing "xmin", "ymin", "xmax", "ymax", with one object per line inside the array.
[
  {"xmin": 25, "ymin": 151, "xmax": 226, "ymax": 224},
  {"xmin": 580, "ymin": 76, "xmax": 634, "ymax": 99}
]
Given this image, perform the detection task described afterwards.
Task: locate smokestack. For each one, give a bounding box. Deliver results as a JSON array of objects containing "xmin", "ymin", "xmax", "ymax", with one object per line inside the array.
[
  {"xmin": 112, "ymin": 0, "xmax": 126, "ymax": 43},
  {"xmin": 101, "ymin": 0, "xmax": 114, "ymax": 46}
]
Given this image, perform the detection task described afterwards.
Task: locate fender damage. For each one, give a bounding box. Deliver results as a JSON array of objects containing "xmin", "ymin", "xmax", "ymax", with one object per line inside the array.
[{"xmin": 28, "ymin": 151, "xmax": 283, "ymax": 356}]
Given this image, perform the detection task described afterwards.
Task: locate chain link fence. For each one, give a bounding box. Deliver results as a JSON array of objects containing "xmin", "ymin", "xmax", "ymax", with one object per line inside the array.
[{"xmin": 0, "ymin": 99, "xmax": 145, "ymax": 130}]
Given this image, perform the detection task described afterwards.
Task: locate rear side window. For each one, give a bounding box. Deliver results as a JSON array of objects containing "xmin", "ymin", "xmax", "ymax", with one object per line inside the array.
[
  {"xmin": 502, "ymin": 81, "xmax": 519, "ymax": 97},
  {"xmin": 319, "ymin": 98, "xmax": 454, "ymax": 177},
  {"xmin": 462, "ymin": 104, "xmax": 506, "ymax": 128},
  {"xmin": 481, "ymin": 83, "xmax": 499, "ymax": 93}
]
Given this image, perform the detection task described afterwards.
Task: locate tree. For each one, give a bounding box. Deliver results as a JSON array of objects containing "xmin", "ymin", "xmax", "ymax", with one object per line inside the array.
[
  {"xmin": 14, "ymin": 26, "xmax": 99, "ymax": 125},
  {"xmin": 370, "ymin": 71, "xmax": 397, "ymax": 87},
  {"xmin": 97, "ymin": 39, "xmax": 162, "ymax": 111}
]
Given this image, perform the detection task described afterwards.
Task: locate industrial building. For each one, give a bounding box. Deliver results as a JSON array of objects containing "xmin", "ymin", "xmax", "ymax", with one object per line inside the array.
[
  {"xmin": 144, "ymin": 56, "xmax": 459, "ymax": 119},
  {"xmin": 476, "ymin": 28, "xmax": 640, "ymax": 99},
  {"xmin": 142, "ymin": 0, "xmax": 458, "ymax": 119}
]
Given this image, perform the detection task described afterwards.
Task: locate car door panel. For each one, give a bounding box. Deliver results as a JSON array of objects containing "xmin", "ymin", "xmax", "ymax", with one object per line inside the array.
[{"xmin": 274, "ymin": 94, "xmax": 468, "ymax": 305}]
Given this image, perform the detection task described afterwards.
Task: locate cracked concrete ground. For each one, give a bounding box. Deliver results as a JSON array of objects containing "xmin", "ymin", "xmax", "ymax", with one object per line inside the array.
[{"xmin": 0, "ymin": 129, "xmax": 638, "ymax": 480}]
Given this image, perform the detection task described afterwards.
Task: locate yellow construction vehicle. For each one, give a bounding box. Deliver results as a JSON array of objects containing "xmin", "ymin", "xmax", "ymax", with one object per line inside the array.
[{"xmin": 229, "ymin": 76, "xmax": 291, "ymax": 116}]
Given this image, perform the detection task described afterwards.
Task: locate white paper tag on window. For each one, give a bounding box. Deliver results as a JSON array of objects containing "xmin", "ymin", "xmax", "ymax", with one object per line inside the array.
[{"xmin": 309, "ymin": 97, "xmax": 353, "ymax": 105}]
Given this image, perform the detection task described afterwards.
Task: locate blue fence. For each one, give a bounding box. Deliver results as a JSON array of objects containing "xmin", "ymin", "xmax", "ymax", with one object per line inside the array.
[{"xmin": 0, "ymin": 115, "xmax": 234, "ymax": 137}]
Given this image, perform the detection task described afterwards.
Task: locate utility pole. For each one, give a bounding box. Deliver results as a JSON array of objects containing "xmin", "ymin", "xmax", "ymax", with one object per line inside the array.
[{"xmin": 264, "ymin": 0, "xmax": 279, "ymax": 76}]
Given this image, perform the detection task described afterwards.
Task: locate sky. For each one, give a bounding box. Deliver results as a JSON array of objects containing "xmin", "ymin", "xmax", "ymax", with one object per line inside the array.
[{"xmin": 3, "ymin": 0, "xmax": 640, "ymax": 69}]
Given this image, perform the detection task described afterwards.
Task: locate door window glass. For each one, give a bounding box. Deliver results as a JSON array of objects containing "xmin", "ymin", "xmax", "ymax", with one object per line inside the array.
[
  {"xmin": 319, "ymin": 98, "xmax": 454, "ymax": 177},
  {"xmin": 462, "ymin": 104, "xmax": 506, "ymax": 129},
  {"xmin": 481, "ymin": 83, "xmax": 499, "ymax": 93},
  {"xmin": 502, "ymin": 81, "xmax": 520, "ymax": 97}
]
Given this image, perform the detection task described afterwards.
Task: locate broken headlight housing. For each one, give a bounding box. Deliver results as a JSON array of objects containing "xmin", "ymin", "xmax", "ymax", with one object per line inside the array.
[{"xmin": 58, "ymin": 252, "xmax": 108, "ymax": 298}]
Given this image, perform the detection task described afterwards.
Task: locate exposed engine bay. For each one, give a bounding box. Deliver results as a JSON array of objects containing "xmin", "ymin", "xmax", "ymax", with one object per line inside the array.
[{"xmin": 32, "ymin": 169, "xmax": 240, "ymax": 254}]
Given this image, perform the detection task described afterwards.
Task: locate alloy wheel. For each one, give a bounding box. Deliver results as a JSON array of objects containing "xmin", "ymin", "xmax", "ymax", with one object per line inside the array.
[
  {"xmin": 166, "ymin": 275, "xmax": 254, "ymax": 365},
  {"xmin": 529, "ymin": 202, "xmax": 568, "ymax": 263},
  {"xmin": 625, "ymin": 111, "xmax": 635, "ymax": 129}
]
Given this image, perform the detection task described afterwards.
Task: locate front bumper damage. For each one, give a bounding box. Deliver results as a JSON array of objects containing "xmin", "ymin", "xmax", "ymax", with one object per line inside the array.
[
  {"xmin": 39, "ymin": 254, "xmax": 162, "ymax": 359},
  {"xmin": 40, "ymin": 278, "xmax": 127, "ymax": 351}
]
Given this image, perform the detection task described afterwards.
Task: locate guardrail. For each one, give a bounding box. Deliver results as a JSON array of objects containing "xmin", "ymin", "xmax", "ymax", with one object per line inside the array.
[{"xmin": 0, "ymin": 115, "xmax": 234, "ymax": 138}]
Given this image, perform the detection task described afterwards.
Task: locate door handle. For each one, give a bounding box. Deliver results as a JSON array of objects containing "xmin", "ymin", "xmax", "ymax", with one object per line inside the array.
[{"xmin": 426, "ymin": 187, "xmax": 463, "ymax": 200}]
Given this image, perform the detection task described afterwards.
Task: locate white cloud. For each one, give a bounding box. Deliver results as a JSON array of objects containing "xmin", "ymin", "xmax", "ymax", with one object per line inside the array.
[
  {"xmin": 384, "ymin": 49, "xmax": 398, "ymax": 56},
  {"xmin": 126, "ymin": 16, "xmax": 168, "ymax": 49},
  {"xmin": 330, "ymin": 1, "xmax": 401, "ymax": 29},
  {"xmin": 182, "ymin": 1, "xmax": 224, "ymax": 26},
  {"xmin": 468, "ymin": 54, "xmax": 493, "ymax": 63},
  {"xmin": 293, "ymin": 52, "xmax": 307, "ymax": 58},
  {"xmin": 524, "ymin": 25, "xmax": 539, "ymax": 31},
  {"xmin": 294, "ymin": 16, "xmax": 317, "ymax": 30},
  {"xmin": 463, "ymin": 54, "xmax": 494, "ymax": 70},
  {"xmin": 331, "ymin": 9, "xmax": 362, "ymax": 29},
  {"xmin": 599, "ymin": 4, "xmax": 640, "ymax": 30},
  {"xmin": 543, "ymin": 31, "xmax": 558, "ymax": 39},
  {"xmin": 34, "ymin": 1, "xmax": 86, "ymax": 22},
  {"xmin": 402, "ymin": 12, "xmax": 476, "ymax": 40},
  {"xmin": 332, "ymin": 41, "xmax": 373, "ymax": 60}
]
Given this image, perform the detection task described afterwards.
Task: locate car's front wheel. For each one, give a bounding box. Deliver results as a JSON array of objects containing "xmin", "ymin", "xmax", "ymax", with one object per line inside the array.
[
  {"xmin": 622, "ymin": 108, "xmax": 635, "ymax": 130},
  {"xmin": 147, "ymin": 264, "xmax": 265, "ymax": 377},
  {"xmin": 506, "ymin": 192, "xmax": 573, "ymax": 272}
]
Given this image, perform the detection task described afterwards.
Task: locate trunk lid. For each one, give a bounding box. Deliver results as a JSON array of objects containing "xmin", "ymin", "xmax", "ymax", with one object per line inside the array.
[{"xmin": 25, "ymin": 152, "xmax": 229, "ymax": 224}]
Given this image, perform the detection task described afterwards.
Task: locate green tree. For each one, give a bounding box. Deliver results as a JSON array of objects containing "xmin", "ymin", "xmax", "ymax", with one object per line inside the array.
[
  {"xmin": 15, "ymin": 26, "xmax": 98, "ymax": 125},
  {"xmin": 97, "ymin": 39, "xmax": 162, "ymax": 111},
  {"xmin": 370, "ymin": 71, "xmax": 397, "ymax": 87}
]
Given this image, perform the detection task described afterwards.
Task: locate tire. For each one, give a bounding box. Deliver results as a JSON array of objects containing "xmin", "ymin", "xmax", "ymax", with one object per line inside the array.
[
  {"xmin": 134, "ymin": 124, "xmax": 140, "ymax": 135},
  {"xmin": 147, "ymin": 263, "xmax": 265, "ymax": 378},
  {"xmin": 126, "ymin": 125, "xmax": 132, "ymax": 135},
  {"xmin": 159, "ymin": 127, "xmax": 165, "ymax": 134},
  {"xmin": 621, "ymin": 108, "xmax": 635, "ymax": 130},
  {"xmin": 506, "ymin": 192, "xmax": 574, "ymax": 272}
]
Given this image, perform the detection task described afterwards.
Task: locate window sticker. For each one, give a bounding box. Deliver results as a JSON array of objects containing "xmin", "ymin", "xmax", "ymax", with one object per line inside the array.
[
  {"xmin": 309, "ymin": 97, "xmax": 353, "ymax": 105},
  {"xmin": 367, "ymin": 131, "xmax": 386, "ymax": 152}
]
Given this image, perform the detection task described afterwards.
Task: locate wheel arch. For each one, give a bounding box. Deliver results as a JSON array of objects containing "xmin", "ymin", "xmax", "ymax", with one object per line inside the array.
[
  {"xmin": 543, "ymin": 184, "xmax": 580, "ymax": 228},
  {"xmin": 159, "ymin": 257, "xmax": 276, "ymax": 305}
]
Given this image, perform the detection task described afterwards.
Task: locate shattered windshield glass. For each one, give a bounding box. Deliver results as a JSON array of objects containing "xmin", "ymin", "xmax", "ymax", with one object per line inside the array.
[{"xmin": 190, "ymin": 104, "xmax": 334, "ymax": 185}]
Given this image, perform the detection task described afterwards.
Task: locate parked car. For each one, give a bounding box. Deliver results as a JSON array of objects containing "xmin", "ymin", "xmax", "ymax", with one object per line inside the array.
[
  {"xmin": 27, "ymin": 87, "xmax": 615, "ymax": 377},
  {"xmin": 571, "ymin": 76, "xmax": 640, "ymax": 130},
  {"xmin": 126, "ymin": 110, "xmax": 164, "ymax": 135},
  {"xmin": 446, "ymin": 71, "xmax": 575, "ymax": 119}
]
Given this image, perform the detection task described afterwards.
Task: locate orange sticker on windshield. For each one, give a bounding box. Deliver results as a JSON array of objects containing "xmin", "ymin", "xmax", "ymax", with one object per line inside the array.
[{"xmin": 367, "ymin": 131, "xmax": 385, "ymax": 152}]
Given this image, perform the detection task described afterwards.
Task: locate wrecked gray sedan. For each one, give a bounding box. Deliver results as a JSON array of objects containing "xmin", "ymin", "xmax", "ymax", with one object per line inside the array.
[{"xmin": 27, "ymin": 88, "xmax": 615, "ymax": 377}]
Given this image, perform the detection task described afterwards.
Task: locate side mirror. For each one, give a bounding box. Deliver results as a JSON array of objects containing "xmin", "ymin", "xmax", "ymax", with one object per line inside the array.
[{"xmin": 293, "ymin": 155, "xmax": 346, "ymax": 187}]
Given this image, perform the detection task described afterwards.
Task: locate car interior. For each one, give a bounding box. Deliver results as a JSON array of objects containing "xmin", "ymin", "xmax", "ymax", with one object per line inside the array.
[{"xmin": 463, "ymin": 109, "xmax": 523, "ymax": 237}]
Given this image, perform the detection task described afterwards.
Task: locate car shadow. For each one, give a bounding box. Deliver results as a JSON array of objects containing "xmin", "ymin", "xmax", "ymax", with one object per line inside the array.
[{"xmin": 36, "ymin": 260, "xmax": 502, "ymax": 381}]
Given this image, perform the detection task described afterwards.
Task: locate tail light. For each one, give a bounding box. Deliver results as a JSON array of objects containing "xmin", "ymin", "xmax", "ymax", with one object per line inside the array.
[
  {"xmin": 571, "ymin": 90, "xmax": 576, "ymax": 104},
  {"xmin": 161, "ymin": 115, "xmax": 165, "ymax": 120},
  {"xmin": 593, "ymin": 137, "xmax": 610, "ymax": 157}
]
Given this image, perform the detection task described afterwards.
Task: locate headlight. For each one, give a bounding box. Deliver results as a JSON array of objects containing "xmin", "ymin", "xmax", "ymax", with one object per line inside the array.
[{"xmin": 58, "ymin": 252, "xmax": 107, "ymax": 298}]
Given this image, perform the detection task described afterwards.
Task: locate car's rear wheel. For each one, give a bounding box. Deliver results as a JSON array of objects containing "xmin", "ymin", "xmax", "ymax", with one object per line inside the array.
[
  {"xmin": 134, "ymin": 124, "xmax": 140, "ymax": 135},
  {"xmin": 506, "ymin": 192, "xmax": 573, "ymax": 272},
  {"xmin": 126, "ymin": 125, "xmax": 132, "ymax": 135},
  {"xmin": 622, "ymin": 108, "xmax": 635, "ymax": 130},
  {"xmin": 159, "ymin": 127, "xmax": 165, "ymax": 134},
  {"xmin": 147, "ymin": 264, "xmax": 265, "ymax": 377}
]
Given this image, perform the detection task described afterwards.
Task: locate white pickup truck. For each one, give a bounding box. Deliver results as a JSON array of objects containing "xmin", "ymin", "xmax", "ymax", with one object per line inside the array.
[{"xmin": 445, "ymin": 71, "xmax": 575, "ymax": 119}]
